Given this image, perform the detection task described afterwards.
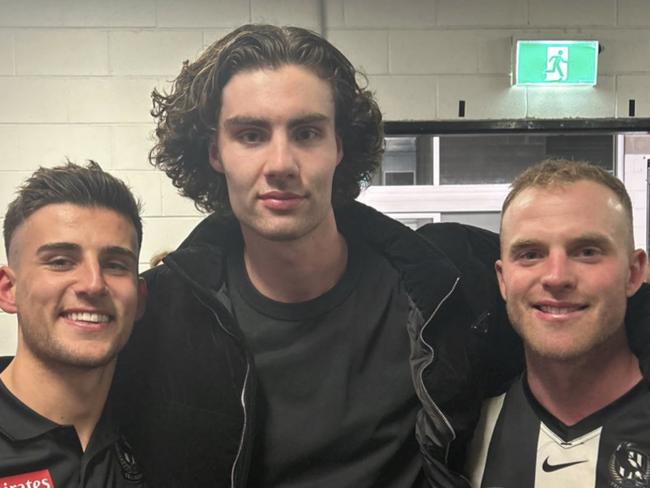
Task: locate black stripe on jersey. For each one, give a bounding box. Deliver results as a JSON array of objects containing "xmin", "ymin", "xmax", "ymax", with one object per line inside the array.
[
  {"xmin": 481, "ymin": 378, "xmax": 538, "ymax": 488},
  {"xmin": 523, "ymin": 378, "xmax": 647, "ymax": 443}
]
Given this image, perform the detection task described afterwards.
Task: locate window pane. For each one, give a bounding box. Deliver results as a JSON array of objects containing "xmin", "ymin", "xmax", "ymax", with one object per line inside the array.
[
  {"xmin": 373, "ymin": 136, "xmax": 433, "ymax": 186},
  {"xmin": 439, "ymin": 134, "xmax": 613, "ymax": 185}
]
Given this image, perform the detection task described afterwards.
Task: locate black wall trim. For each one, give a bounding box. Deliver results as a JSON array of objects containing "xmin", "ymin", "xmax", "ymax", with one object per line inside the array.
[{"xmin": 384, "ymin": 118, "xmax": 650, "ymax": 135}]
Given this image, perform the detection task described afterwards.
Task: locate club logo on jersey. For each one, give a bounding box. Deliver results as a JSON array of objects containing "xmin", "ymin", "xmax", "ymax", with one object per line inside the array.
[
  {"xmin": 115, "ymin": 437, "xmax": 144, "ymax": 483},
  {"xmin": 0, "ymin": 469, "xmax": 54, "ymax": 487},
  {"xmin": 608, "ymin": 441, "xmax": 650, "ymax": 487}
]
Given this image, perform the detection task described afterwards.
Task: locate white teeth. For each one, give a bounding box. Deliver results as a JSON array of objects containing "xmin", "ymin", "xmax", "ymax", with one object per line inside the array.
[
  {"xmin": 539, "ymin": 305, "xmax": 581, "ymax": 315},
  {"xmin": 65, "ymin": 312, "xmax": 110, "ymax": 323}
]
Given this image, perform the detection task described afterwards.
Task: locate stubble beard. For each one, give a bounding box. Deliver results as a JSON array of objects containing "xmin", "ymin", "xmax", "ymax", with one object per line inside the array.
[
  {"xmin": 508, "ymin": 303, "xmax": 624, "ymax": 364},
  {"xmin": 20, "ymin": 322, "xmax": 126, "ymax": 371}
]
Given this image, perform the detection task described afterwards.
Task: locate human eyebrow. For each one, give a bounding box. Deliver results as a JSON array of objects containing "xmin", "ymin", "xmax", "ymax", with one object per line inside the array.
[
  {"xmin": 507, "ymin": 239, "xmax": 543, "ymax": 259},
  {"xmin": 569, "ymin": 234, "xmax": 612, "ymax": 251},
  {"xmin": 223, "ymin": 116, "xmax": 270, "ymax": 131},
  {"xmin": 287, "ymin": 113, "xmax": 330, "ymax": 129},
  {"xmin": 101, "ymin": 246, "xmax": 138, "ymax": 265},
  {"xmin": 36, "ymin": 242, "xmax": 81, "ymax": 256}
]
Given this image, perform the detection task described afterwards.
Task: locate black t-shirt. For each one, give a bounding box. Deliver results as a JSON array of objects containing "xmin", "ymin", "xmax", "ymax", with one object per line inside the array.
[
  {"xmin": 0, "ymin": 378, "xmax": 146, "ymax": 487},
  {"xmin": 467, "ymin": 375, "xmax": 650, "ymax": 488},
  {"xmin": 227, "ymin": 236, "xmax": 424, "ymax": 488}
]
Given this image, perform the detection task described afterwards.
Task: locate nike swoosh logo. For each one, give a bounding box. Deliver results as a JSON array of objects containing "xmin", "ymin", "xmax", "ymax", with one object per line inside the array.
[{"xmin": 542, "ymin": 457, "xmax": 588, "ymax": 472}]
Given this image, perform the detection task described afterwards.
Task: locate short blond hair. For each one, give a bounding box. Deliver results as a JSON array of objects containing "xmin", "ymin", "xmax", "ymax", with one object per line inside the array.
[{"xmin": 501, "ymin": 159, "xmax": 634, "ymax": 246}]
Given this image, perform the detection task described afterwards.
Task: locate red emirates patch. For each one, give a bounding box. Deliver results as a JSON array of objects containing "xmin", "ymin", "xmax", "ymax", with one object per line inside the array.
[{"xmin": 0, "ymin": 469, "xmax": 54, "ymax": 487}]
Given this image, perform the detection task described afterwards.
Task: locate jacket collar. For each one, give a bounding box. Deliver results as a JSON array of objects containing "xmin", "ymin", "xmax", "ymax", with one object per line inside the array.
[
  {"xmin": 162, "ymin": 201, "xmax": 461, "ymax": 320},
  {"xmin": 335, "ymin": 202, "xmax": 461, "ymax": 321}
]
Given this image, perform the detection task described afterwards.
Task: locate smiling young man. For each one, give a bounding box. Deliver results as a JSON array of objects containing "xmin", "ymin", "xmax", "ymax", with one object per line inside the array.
[
  {"xmin": 467, "ymin": 160, "xmax": 650, "ymax": 488},
  {"xmin": 0, "ymin": 162, "xmax": 147, "ymax": 486},
  {"xmin": 114, "ymin": 24, "xmax": 526, "ymax": 487}
]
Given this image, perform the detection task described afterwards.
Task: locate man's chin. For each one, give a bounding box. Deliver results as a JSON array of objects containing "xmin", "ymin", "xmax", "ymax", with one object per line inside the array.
[
  {"xmin": 242, "ymin": 221, "xmax": 314, "ymax": 243},
  {"xmin": 34, "ymin": 347, "xmax": 120, "ymax": 371}
]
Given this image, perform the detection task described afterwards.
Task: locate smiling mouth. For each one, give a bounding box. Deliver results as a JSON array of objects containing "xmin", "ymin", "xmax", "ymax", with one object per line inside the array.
[
  {"xmin": 534, "ymin": 304, "xmax": 587, "ymax": 315},
  {"xmin": 62, "ymin": 312, "xmax": 112, "ymax": 323}
]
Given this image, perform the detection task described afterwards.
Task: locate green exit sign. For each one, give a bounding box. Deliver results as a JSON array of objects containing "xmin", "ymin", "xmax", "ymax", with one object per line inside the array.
[{"xmin": 515, "ymin": 40, "xmax": 599, "ymax": 86}]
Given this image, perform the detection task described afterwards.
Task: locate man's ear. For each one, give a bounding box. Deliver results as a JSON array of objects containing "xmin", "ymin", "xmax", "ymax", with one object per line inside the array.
[
  {"xmin": 208, "ymin": 137, "xmax": 224, "ymax": 173},
  {"xmin": 495, "ymin": 260, "xmax": 507, "ymax": 301},
  {"xmin": 0, "ymin": 266, "xmax": 17, "ymax": 314},
  {"xmin": 135, "ymin": 278, "xmax": 147, "ymax": 321},
  {"xmin": 626, "ymin": 249, "xmax": 648, "ymax": 298}
]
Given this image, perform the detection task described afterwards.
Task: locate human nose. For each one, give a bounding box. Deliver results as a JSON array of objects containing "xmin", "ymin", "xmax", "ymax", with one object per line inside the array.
[
  {"xmin": 264, "ymin": 133, "xmax": 298, "ymax": 179},
  {"xmin": 541, "ymin": 251, "xmax": 576, "ymax": 291},
  {"xmin": 73, "ymin": 260, "xmax": 108, "ymax": 296}
]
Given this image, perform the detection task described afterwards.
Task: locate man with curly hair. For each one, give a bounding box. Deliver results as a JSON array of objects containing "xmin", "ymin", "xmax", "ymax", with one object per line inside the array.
[{"xmin": 115, "ymin": 24, "xmax": 523, "ymax": 487}]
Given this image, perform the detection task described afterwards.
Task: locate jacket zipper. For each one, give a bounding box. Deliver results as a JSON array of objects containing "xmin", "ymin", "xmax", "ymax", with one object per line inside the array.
[
  {"xmin": 194, "ymin": 292, "xmax": 249, "ymax": 488},
  {"xmin": 417, "ymin": 276, "xmax": 460, "ymax": 459},
  {"xmin": 418, "ymin": 276, "xmax": 474, "ymax": 486}
]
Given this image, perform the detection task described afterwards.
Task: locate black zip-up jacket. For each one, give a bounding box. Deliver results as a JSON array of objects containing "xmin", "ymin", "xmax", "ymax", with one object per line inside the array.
[{"xmin": 113, "ymin": 201, "xmax": 650, "ymax": 487}]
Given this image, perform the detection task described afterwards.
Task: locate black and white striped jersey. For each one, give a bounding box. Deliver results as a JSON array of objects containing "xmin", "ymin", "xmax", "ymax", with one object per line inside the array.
[{"xmin": 466, "ymin": 376, "xmax": 650, "ymax": 488}]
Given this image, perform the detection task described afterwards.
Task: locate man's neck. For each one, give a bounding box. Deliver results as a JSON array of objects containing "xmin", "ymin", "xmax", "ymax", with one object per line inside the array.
[
  {"xmin": 526, "ymin": 332, "xmax": 642, "ymax": 426},
  {"xmin": 0, "ymin": 350, "xmax": 114, "ymax": 450},
  {"xmin": 241, "ymin": 214, "xmax": 348, "ymax": 303}
]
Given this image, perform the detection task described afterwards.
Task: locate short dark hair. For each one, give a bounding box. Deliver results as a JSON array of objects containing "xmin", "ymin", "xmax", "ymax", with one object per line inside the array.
[
  {"xmin": 149, "ymin": 24, "xmax": 384, "ymax": 214},
  {"xmin": 3, "ymin": 161, "xmax": 142, "ymax": 256}
]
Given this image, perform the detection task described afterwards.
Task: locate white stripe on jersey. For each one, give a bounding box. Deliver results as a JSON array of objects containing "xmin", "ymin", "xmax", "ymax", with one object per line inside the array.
[{"xmin": 465, "ymin": 394, "xmax": 506, "ymax": 487}]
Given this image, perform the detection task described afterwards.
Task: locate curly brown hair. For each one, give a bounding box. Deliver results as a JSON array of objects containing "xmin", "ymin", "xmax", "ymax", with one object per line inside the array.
[{"xmin": 150, "ymin": 24, "xmax": 384, "ymax": 214}]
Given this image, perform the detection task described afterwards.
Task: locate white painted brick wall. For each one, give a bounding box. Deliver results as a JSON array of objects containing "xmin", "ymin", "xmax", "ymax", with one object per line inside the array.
[
  {"xmin": 324, "ymin": 0, "xmax": 345, "ymax": 28},
  {"xmin": 0, "ymin": 0, "xmax": 157, "ymax": 28},
  {"xmin": 109, "ymin": 31, "xmax": 204, "ymax": 76},
  {"xmin": 0, "ymin": 125, "xmax": 112, "ymax": 168},
  {"xmin": 436, "ymin": 0, "xmax": 528, "ymax": 27},
  {"xmin": 15, "ymin": 30, "xmax": 109, "ymax": 75},
  {"xmin": 0, "ymin": 31, "xmax": 14, "ymax": 74},
  {"xmin": 156, "ymin": 0, "xmax": 250, "ymax": 28},
  {"xmin": 60, "ymin": 0, "xmax": 157, "ymax": 28},
  {"xmin": 368, "ymin": 75, "xmax": 437, "ymax": 120},
  {"xmin": 343, "ymin": 0, "xmax": 436, "ymax": 28},
  {"xmin": 437, "ymin": 75, "xmax": 526, "ymax": 119},
  {"xmin": 390, "ymin": 30, "xmax": 479, "ymax": 74},
  {"xmin": 529, "ymin": 0, "xmax": 616, "ymax": 26},
  {"xmin": 619, "ymin": 0, "xmax": 650, "ymax": 26},
  {"xmin": 0, "ymin": 78, "xmax": 69, "ymax": 123},
  {"xmin": 617, "ymin": 76, "xmax": 650, "ymax": 118},
  {"xmin": 596, "ymin": 30, "xmax": 650, "ymax": 74},
  {"xmin": 0, "ymin": 313, "xmax": 17, "ymax": 356},
  {"xmin": 0, "ymin": 1, "xmax": 68, "ymax": 27},
  {"xmin": 251, "ymin": 0, "xmax": 322, "ymax": 31},
  {"xmin": 527, "ymin": 76, "xmax": 616, "ymax": 118},
  {"xmin": 203, "ymin": 29, "xmax": 239, "ymax": 47},
  {"xmin": 66, "ymin": 78, "xmax": 162, "ymax": 123},
  {"xmin": 624, "ymin": 154, "xmax": 648, "ymax": 251},
  {"xmin": 477, "ymin": 30, "xmax": 515, "ymax": 74},
  {"xmin": 111, "ymin": 126, "xmax": 156, "ymax": 170},
  {"xmin": 328, "ymin": 30, "xmax": 389, "ymax": 74}
]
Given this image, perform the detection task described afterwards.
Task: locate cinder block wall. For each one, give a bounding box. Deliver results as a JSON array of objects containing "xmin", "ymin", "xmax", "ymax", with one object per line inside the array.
[{"xmin": 1, "ymin": 0, "xmax": 649, "ymax": 353}]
